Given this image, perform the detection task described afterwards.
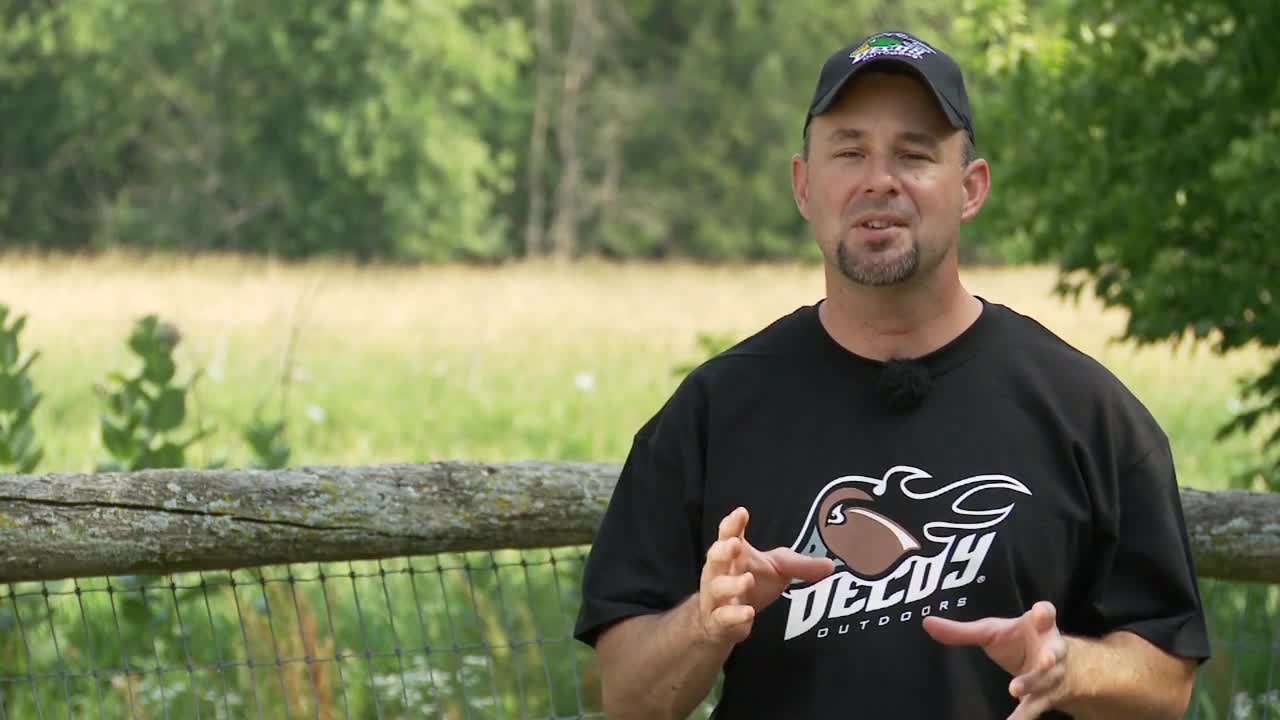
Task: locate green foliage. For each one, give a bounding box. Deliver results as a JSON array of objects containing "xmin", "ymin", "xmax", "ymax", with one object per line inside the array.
[
  {"xmin": 40, "ymin": 0, "xmax": 1280, "ymax": 480},
  {"xmin": 0, "ymin": 0, "xmax": 1039, "ymax": 264},
  {"xmin": 0, "ymin": 305, "xmax": 42, "ymax": 473},
  {"xmin": 243, "ymin": 415, "xmax": 291, "ymax": 469},
  {"xmin": 673, "ymin": 331, "xmax": 740, "ymax": 377},
  {"xmin": 0, "ymin": 0, "xmax": 526, "ymax": 261},
  {"xmin": 0, "ymin": 263, "xmax": 1275, "ymax": 718},
  {"xmin": 0, "ymin": 297, "xmax": 298, "ymax": 471},
  {"xmin": 95, "ymin": 316, "xmax": 213, "ymax": 471},
  {"xmin": 577, "ymin": 1, "xmax": 963, "ymax": 261},
  {"xmin": 987, "ymin": 0, "xmax": 1280, "ymax": 488}
]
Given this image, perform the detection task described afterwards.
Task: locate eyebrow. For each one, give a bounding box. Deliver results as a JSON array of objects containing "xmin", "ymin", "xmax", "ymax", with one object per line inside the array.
[{"xmin": 825, "ymin": 128, "xmax": 942, "ymax": 150}]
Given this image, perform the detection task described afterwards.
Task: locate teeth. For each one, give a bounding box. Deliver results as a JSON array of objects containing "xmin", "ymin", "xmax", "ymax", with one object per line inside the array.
[{"xmin": 864, "ymin": 221, "xmax": 890, "ymax": 229}]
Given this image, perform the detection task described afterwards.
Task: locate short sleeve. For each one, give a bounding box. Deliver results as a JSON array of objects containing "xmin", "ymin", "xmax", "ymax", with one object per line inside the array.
[
  {"xmin": 1079, "ymin": 438, "xmax": 1212, "ymax": 662},
  {"xmin": 573, "ymin": 380, "xmax": 708, "ymax": 648}
]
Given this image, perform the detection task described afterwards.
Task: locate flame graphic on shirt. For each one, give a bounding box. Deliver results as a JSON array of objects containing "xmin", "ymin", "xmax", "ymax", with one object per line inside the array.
[{"xmin": 788, "ymin": 465, "xmax": 1031, "ymax": 583}]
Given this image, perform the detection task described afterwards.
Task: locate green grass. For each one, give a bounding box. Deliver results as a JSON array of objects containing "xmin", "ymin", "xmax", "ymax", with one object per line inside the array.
[
  {"xmin": 0, "ymin": 252, "xmax": 1276, "ymax": 718},
  {"xmin": 1, "ymin": 551, "xmax": 603, "ymax": 719},
  {"xmin": 3, "ymin": 252, "xmax": 1272, "ymax": 488}
]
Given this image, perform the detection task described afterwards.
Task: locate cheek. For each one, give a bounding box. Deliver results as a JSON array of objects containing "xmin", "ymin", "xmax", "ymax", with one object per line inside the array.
[
  {"xmin": 808, "ymin": 180, "xmax": 850, "ymax": 225},
  {"xmin": 814, "ymin": 170, "xmax": 851, "ymax": 203},
  {"xmin": 904, "ymin": 178, "xmax": 957, "ymax": 218}
]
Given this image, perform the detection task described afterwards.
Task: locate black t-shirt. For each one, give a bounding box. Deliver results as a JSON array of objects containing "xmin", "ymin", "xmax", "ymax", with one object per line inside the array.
[{"xmin": 574, "ymin": 299, "xmax": 1212, "ymax": 719}]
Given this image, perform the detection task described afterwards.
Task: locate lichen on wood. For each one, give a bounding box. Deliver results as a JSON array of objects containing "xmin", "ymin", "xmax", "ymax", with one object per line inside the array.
[{"xmin": 0, "ymin": 463, "xmax": 1276, "ymax": 584}]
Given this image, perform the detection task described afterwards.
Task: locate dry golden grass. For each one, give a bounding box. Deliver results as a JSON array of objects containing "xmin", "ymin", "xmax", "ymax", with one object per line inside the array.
[
  {"xmin": 5, "ymin": 249, "xmax": 1266, "ymax": 389},
  {"xmin": 0, "ymin": 250, "xmax": 1238, "ymax": 347},
  {"xmin": 0, "ymin": 250, "xmax": 1270, "ymax": 486}
]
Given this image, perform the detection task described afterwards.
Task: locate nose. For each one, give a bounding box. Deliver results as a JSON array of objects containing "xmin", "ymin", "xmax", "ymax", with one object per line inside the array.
[{"xmin": 861, "ymin": 154, "xmax": 900, "ymax": 197}]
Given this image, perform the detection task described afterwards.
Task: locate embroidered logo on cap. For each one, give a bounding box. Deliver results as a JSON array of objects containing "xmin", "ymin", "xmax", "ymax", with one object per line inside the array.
[{"xmin": 849, "ymin": 32, "xmax": 937, "ymax": 65}]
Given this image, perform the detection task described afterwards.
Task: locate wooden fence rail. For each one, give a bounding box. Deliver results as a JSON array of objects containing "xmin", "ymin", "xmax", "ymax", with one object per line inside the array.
[{"xmin": 0, "ymin": 461, "xmax": 1277, "ymax": 584}]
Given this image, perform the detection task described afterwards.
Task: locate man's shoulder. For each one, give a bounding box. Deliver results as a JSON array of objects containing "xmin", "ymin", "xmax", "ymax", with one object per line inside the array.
[
  {"xmin": 638, "ymin": 304, "xmax": 823, "ymax": 436},
  {"xmin": 982, "ymin": 299, "xmax": 1167, "ymax": 445},
  {"xmin": 985, "ymin": 300, "xmax": 1126, "ymax": 386},
  {"xmin": 683, "ymin": 303, "xmax": 824, "ymax": 383}
]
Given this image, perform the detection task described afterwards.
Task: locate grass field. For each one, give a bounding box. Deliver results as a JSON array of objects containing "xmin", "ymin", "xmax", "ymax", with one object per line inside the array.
[
  {"xmin": 2, "ymin": 251, "xmax": 1271, "ymax": 488},
  {"xmin": 0, "ymin": 252, "xmax": 1277, "ymax": 719}
]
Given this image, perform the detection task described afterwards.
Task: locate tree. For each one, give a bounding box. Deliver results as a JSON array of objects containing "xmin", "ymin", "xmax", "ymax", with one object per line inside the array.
[
  {"xmin": 985, "ymin": 0, "xmax": 1280, "ymax": 488},
  {"xmin": 592, "ymin": 0, "xmax": 964, "ymax": 261},
  {"xmin": 0, "ymin": 0, "xmax": 528, "ymax": 261}
]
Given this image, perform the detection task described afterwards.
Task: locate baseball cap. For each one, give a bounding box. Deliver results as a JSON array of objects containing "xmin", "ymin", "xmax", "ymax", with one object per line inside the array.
[{"xmin": 803, "ymin": 31, "xmax": 975, "ymax": 146}]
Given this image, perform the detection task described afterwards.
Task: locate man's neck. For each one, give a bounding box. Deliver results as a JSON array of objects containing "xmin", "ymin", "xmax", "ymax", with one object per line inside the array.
[{"xmin": 818, "ymin": 271, "xmax": 983, "ymax": 362}]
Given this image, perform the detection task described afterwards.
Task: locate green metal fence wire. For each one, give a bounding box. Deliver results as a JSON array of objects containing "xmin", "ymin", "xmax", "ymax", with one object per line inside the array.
[{"xmin": 0, "ymin": 549, "xmax": 1275, "ymax": 719}]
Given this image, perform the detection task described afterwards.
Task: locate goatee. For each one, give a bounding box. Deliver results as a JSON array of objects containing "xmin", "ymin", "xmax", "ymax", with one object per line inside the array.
[{"xmin": 837, "ymin": 240, "xmax": 920, "ymax": 286}]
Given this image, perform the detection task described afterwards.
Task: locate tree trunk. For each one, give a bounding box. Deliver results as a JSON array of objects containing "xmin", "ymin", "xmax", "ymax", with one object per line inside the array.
[
  {"xmin": 547, "ymin": 0, "xmax": 597, "ymax": 261},
  {"xmin": 523, "ymin": 0, "xmax": 553, "ymax": 259},
  {"xmin": 0, "ymin": 463, "xmax": 1277, "ymax": 585}
]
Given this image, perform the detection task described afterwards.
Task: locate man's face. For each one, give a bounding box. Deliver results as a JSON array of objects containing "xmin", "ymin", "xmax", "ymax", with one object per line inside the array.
[{"xmin": 792, "ymin": 70, "xmax": 986, "ymax": 288}]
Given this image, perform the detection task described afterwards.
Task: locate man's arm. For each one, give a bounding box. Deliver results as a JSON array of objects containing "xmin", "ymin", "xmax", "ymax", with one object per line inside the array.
[
  {"xmin": 589, "ymin": 507, "xmax": 834, "ymax": 720},
  {"xmin": 594, "ymin": 595, "xmax": 735, "ymax": 720},
  {"xmin": 1052, "ymin": 630, "xmax": 1197, "ymax": 720},
  {"xmin": 924, "ymin": 601, "xmax": 1199, "ymax": 720}
]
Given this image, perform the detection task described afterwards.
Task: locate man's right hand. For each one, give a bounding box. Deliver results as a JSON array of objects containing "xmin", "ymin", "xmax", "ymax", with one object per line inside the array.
[
  {"xmin": 594, "ymin": 506, "xmax": 834, "ymax": 719},
  {"xmin": 695, "ymin": 506, "xmax": 835, "ymax": 646}
]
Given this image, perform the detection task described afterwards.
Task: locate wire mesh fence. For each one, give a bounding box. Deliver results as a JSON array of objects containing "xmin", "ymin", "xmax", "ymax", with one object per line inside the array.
[{"xmin": 0, "ymin": 547, "xmax": 1276, "ymax": 719}]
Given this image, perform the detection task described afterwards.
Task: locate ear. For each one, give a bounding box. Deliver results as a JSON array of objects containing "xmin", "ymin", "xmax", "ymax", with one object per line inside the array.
[
  {"xmin": 792, "ymin": 153, "xmax": 811, "ymax": 221},
  {"xmin": 959, "ymin": 157, "xmax": 991, "ymax": 223}
]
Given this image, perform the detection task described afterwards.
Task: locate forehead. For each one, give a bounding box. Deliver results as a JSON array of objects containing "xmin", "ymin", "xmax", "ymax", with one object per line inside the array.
[{"xmin": 812, "ymin": 70, "xmax": 955, "ymax": 139}]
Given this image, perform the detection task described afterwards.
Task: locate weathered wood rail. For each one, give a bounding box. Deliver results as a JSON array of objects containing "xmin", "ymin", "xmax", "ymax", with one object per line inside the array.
[{"xmin": 0, "ymin": 461, "xmax": 1277, "ymax": 584}]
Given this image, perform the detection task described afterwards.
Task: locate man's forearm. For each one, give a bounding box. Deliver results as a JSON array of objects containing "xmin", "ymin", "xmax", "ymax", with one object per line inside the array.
[
  {"xmin": 1054, "ymin": 631, "xmax": 1197, "ymax": 719},
  {"xmin": 595, "ymin": 594, "xmax": 733, "ymax": 720}
]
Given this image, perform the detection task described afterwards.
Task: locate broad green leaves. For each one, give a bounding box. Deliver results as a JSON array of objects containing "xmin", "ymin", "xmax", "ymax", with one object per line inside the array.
[
  {"xmin": 988, "ymin": 0, "xmax": 1280, "ymax": 487},
  {"xmin": 0, "ymin": 306, "xmax": 43, "ymax": 473},
  {"xmin": 96, "ymin": 316, "xmax": 212, "ymax": 471}
]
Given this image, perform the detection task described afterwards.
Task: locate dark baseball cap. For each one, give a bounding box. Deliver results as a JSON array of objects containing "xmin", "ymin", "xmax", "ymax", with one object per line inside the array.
[{"xmin": 803, "ymin": 31, "xmax": 975, "ymax": 145}]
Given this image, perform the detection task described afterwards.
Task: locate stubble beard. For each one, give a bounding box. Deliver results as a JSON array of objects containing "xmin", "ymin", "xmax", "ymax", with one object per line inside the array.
[{"xmin": 836, "ymin": 236, "xmax": 921, "ymax": 287}]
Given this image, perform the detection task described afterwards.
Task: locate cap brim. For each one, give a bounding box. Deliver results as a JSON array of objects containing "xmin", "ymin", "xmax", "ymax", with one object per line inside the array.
[{"xmin": 808, "ymin": 57, "xmax": 966, "ymax": 133}]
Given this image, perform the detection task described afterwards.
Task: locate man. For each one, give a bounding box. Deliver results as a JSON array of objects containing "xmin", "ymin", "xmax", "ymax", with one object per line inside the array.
[{"xmin": 573, "ymin": 30, "xmax": 1211, "ymax": 719}]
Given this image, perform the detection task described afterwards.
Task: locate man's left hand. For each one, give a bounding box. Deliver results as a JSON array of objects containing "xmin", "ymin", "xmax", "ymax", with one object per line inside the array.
[{"xmin": 922, "ymin": 600, "xmax": 1070, "ymax": 720}]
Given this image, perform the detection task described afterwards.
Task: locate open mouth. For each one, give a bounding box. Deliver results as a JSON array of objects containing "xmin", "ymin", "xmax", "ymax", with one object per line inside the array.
[{"xmin": 853, "ymin": 214, "xmax": 909, "ymax": 232}]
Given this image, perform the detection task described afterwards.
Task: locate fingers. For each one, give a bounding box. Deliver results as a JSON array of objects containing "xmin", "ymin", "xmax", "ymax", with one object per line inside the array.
[
  {"xmin": 767, "ymin": 548, "xmax": 836, "ymax": 582},
  {"xmin": 715, "ymin": 507, "xmax": 750, "ymax": 575},
  {"xmin": 695, "ymin": 583, "xmax": 756, "ymax": 645},
  {"xmin": 1008, "ymin": 603, "xmax": 1064, "ymax": 686},
  {"xmin": 1006, "ymin": 693, "xmax": 1052, "ymax": 720},
  {"xmin": 1028, "ymin": 601, "xmax": 1056, "ymax": 633},
  {"xmin": 702, "ymin": 535, "xmax": 745, "ymax": 583},
  {"xmin": 1006, "ymin": 664, "xmax": 1064, "ymax": 720},
  {"xmin": 1007, "ymin": 631, "xmax": 1068, "ymax": 717},
  {"xmin": 705, "ymin": 603, "xmax": 756, "ymax": 644},
  {"xmin": 921, "ymin": 615, "xmax": 1005, "ymax": 647},
  {"xmin": 697, "ymin": 507, "xmax": 758, "ymax": 645},
  {"xmin": 1010, "ymin": 669, "xmax": 1064, "ymax": 702},
  {"xmin": 717, "ymin": 507, "xmax": 752, "ymax": 594},
  {"xmin": 710, "ymin": 603, "xmax": 754, "ymax": 626},
  {"xmin": 1009, "ymin": 648, "xmax": 1063, "ymax": 697},
  {"xmin": 706, "ymin": 572, "xmax": 755, "ymax": 607},
  {"xmin": 718, "ymin": 506, "xmax": 749, "ymax": 542}
]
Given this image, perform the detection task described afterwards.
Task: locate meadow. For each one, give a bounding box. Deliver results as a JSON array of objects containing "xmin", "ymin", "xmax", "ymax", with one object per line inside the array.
[
  {"xmin": 2, "ymin": 252, "xmax": 1269, "ymax": 486},
  {"xmin": 0, "ymin": 253, "xmax": 1276, "ymax": 719}
]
